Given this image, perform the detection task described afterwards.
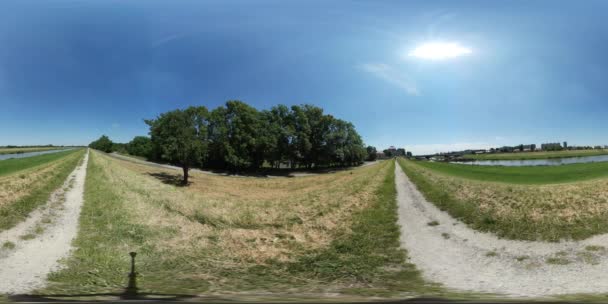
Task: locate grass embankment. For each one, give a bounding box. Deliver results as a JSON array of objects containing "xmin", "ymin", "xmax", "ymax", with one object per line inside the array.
[
  {"xmin": 413, "ymin": 160, "xmax": 608, "ymax": 184},
  {"xmin": 468, "ymin": 149, "xmax": 608, "ymax": 160},
  {"xmin": 44, "ymin": 152, "xmax": 436, "ymax": 298},
  {"xmin": 0, "ymin": 149, "xmax": 84, "ymax": 231},
  {"xmin": 0, "ymin": 147, "xmax": 64, "ymax": 155},
  {"xmin": 0, "ymin": 149, "xmax": 78, "ymax": 177},
  {"xmin": 399, "ymin": 158, "xmax": 608, "ymax": 241}
]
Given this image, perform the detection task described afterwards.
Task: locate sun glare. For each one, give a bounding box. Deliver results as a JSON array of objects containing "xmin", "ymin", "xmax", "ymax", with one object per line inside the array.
[{"xmin": 408, "ymin": 42, "xmax": 472, "ymax": 60}]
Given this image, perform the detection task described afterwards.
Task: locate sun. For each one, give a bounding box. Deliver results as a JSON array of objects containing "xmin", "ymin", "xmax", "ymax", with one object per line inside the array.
[{"xmin": 408, "ymin": 42, "xmax": 472, "ymax": 60}]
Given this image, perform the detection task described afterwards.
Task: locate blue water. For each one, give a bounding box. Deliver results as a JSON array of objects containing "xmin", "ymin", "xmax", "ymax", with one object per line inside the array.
[
  {"xmin": 453, "ymin": 154, "xmax": 608, "ymax": 167},
  {"xmin": 0, "ymin": 149, "xmax": 73, "ymax": 161}
]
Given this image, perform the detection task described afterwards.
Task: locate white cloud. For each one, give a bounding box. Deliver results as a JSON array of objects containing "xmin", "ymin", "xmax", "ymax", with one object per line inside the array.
[{"xmin": 360, "ymin": 63, "xmax": 419, "ymax": 95}]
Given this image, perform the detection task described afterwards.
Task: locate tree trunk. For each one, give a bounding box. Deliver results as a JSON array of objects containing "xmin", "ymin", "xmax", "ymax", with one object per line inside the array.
[{"xmin": 182, "ymin": 165, "xmax": 189, "ymax": 185}]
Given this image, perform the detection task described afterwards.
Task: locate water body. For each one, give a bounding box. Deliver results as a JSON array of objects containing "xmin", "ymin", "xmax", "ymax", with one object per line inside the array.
[
  {"xmin": 453, "ymin": 154, "xmax": 608, "ymax": 166},
  {"xmin": 0, "ymin": 149, "xmax": 72, "ymax": 161}
]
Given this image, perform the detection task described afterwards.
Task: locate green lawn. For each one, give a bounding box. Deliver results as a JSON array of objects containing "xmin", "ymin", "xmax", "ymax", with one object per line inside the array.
[
  {"xmin": 468, "ymin": 149, "xmax": 608, "ymax": 160},
  {"xmin": 412, "ymin": 160, "xmax": 608, "ymax": 184},
  {"xmin": 0, "ymin": 149, "xmax": 82, "ymax": 177}
]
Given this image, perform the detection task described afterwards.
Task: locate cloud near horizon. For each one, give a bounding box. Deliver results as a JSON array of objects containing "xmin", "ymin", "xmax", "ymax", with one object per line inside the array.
[{"xmin": 360, "ymin": 63, "xmax": 419, "ymax": 95}]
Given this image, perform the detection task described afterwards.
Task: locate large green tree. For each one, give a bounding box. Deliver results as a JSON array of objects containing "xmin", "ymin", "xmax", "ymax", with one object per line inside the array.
[
  {"xmin": 126, "ymin": 136, "xmax": 153, "ymax": 158},
  {"xmin": 89, "ymin": 135, "xmax": 114, "ymax": 153},
  {"xmin": 145, "ymin": 106, "xmax": 209, "ymax": 184}
]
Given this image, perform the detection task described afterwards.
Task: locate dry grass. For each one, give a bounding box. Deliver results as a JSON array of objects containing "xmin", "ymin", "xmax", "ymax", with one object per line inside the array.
[
  {"xmin": 93, "ymin": 151, "xmax": 390, "ymax": 265},
  {"xmin": 399, "ymin": 159, "xmax": 608, "ymax": 240},
  {"xmin": 0, "ymin": 154, "xmax": 78, "ymax": 208},
  {"xmin": 0, "ymin": 147, "xmax": 60, "ymax": 155}
]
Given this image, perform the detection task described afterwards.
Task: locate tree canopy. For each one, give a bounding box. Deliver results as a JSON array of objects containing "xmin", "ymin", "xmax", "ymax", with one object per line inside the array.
[
  {"xmin": 145, "ymin": 106, "xmax": 209, "ymax": 184},
  {"xmin": 88, "ymin": 135, "xmax": 113, "ymax": 153}
]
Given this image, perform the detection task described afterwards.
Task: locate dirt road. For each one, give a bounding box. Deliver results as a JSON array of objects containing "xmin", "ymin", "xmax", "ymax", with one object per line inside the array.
[
  {"xmin": 395, "ymin": 162, "xmax": 608, "ymax": 297},
  {"xmin": 0, "ymin": 150, "xmax": 89, "ymax": 294}
]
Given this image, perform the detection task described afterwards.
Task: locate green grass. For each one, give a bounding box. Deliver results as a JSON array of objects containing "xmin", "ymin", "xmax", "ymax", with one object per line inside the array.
[
  {"xmin": 284, "ymin": 160, "xmax": 436, "ymax": 296},
  {"xmin": 411, "ymin": 160, "xmax": 608, "ymax": 184},
  {"xmin": 468, "ymin": 149, "xmax": 608, "ymax": 160},
  {"xmin": 0, "ymin": 149, "xmax": 80, "ymax": 177},
  {"xmin": 397, "ymin": 158, "xmax": 608, "ymax": 241},
  {"xmin": 2, "ymin": 241, "xmax": 15, "ymax": 250},
  {"xmin": 0, "ymin": 149, "xmax": 84, "ymax": 231},
  {"xmin": 43, "ymin": 154, "xmax": 448, "ymax": 298}
]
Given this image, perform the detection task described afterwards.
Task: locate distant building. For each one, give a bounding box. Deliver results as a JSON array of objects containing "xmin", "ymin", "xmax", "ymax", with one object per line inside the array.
[
  {"xmin": 563, "ymin": 141, "xmax": 568, "ymax": 149},
  {"xmin": 541, "ymin": 142, "xmax": 562, "ymax": 151}
]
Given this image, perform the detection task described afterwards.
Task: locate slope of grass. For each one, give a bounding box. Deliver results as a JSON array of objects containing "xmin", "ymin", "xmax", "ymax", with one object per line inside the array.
[
  {"xmin": 0, "ymin": 149, "xmax": 85, "ymax": 231},
  {"xmin": 413, "ymin": 160, "xmax": 608, "ymax": 184},
  {"xmin": 399, "ymin": 158, "xmax": 608, "ymax": 241},
  {"xmin": 0, "ymin": 147, "xmax": 64, "ymax": 155},
  {"xmin": 43, "ymin": 153, "xmax": 444, "ymax": 299},
  {"xmin": 468, "ymin": 149, "xmax": 608, "ymax": 160},
  {"xmin": 0, "ymin": 149, "xmax": 79, "ymax": 177}
]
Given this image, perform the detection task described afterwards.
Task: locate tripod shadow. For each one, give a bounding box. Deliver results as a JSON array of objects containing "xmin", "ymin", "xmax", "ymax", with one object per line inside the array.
[{"xmin": 8, "ymin": 252, "xmax": 197, "ymax": 302}]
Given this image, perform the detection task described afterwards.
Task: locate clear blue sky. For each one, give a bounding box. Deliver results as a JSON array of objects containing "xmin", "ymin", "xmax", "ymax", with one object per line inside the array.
[{"xmin": 1, "ymin": 0, "xmax": 607, "ymax": 154}]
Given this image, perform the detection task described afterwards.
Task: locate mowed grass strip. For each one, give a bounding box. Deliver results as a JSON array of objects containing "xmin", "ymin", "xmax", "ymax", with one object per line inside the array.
[
  {"xmin": 399, "ymin": 158, "xmax": 608, "ymax": 241},
  {"xmin": 44, "ymin": 152, "xmax": 435, "ymax": 297},
  {"xmin": 0, "ymin": 149, "xmax": 85, "ymax": 231},
  {"xmin": 0, "ymin": 149, "xmax": 79, "ymax": 177},
  {"xmin": 413, "ymin": 160, "xmax": 608, "ymax": 184},
  {"xmin": 468, "ymin": 149, "xmax": 608, "ymax": 160}
]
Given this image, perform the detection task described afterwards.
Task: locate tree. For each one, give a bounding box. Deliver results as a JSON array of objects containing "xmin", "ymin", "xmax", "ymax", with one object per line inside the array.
[
  {"xmin": 366, "ymin": 146, "xmax": 377, "ymax": 161},
  {"xmin": 127, "ymin": 136, "xmax": 153, "ymax": 158},
  {"xmin": 89, "ymin": 135, "xmax": 114, "ymax": 153},
  {"xmin": 145, "ymin": 106, "xmax": 209, "ymax": 184},
  {"xmin": 396, "ymin": 148, "xmax": 406, "ymax": 157}
]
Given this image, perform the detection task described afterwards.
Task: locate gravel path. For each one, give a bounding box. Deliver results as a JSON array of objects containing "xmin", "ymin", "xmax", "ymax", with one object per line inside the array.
[
  {"xmin": 395, "ymin": 162, "xmax": 608, "ymax": 297},
  {"xmin": 0, "ymin": 150, "xmax": 89, "ymax": 294}
]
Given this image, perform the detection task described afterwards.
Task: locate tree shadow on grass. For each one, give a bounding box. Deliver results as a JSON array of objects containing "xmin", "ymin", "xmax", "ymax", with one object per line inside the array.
[{"xmin": 147, "ymin": 172, "xmax": 190, "ymax": 187}]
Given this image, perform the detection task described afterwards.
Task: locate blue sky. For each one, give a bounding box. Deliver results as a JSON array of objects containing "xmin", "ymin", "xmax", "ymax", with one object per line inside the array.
[{"xmin": 1, "ymin": 0, "xmax": 607, "ymax": 154}]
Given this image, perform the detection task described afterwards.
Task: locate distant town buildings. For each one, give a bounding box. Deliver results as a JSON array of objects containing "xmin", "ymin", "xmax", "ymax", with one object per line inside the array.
[{"xmin": 541, "ymin": 142, "xmax": 563, "ymax": 151}]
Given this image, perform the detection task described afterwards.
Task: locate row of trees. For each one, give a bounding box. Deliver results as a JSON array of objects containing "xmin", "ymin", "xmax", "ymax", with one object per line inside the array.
[{"xmin": 91, "ymin": 101, "xmax": 376, "ymax": 183}]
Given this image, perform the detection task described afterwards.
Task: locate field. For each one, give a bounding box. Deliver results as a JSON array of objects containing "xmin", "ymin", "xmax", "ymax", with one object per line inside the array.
[
  {"xmin": 468, "ymin": 149, "xmax": 608, "ymax": 160},
  {"xmin": 398, "ymin": 158, "xmax": 608, "ymax": 241},
  {"xmin": 0, "ymin": 147, "xmax": 64, "ymax": 155},
  {"xmin": 41, "ymin": 152, "xmax": 438, "ymax": 297},
  {"xmin": 0, "ymin": 149, "xmax": 85, "ymax": 231},
  {"xmin": 412, "ymin": 160, "xmax": 608, "ymax": 184}
]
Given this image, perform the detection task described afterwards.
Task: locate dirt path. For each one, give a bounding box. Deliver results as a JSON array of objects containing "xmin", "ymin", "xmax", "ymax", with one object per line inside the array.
[
  {"xmin": 0, "ymin": 150, "xmax": 89, "ymax": 294},
  {"xmin": 395, "ymin": 162, "xmax": 608, "ymax": 297}
]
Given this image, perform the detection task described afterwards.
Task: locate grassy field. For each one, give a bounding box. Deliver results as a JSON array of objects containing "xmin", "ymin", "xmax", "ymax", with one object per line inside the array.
[
  {"xmin": 399, "ymin": 158, "xmax": 608, "ymax": 241},
  {"xmin": 0, "ymin": 149, "xmax": 80, "ymax": 177},
  {"xmin": 0, "ymin": 147, "xmax": 64, "ymax": 155},
  {"xmin": 41, "ymin": 152, "xmax": 445, "ymax": 298},
  {"xmin": 468, "ymin": 149, "xmax": 608, "ymax": 160},
  {"xmin": 0, "ymin": 149, "xmax": 85, "ymax": 231},
  {"xmin": 412, "ymin": 160, "xmax": 608, "ymax": 184}
]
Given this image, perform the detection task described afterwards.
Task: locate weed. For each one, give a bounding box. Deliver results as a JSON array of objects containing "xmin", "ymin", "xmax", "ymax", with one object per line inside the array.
[
  {"xmin": 546, "ymin": 257, "xmax": 570, "ymax": 265},
  {"xmin": 427, "ymin": 221, "xmax": 439, "ymax": 226},
  {"xmin": 2, "ymin": 241, "xmax": 15, "ymax": 250},
  {"xmin": 585, "ymin": 245, "xmax": 605, "ymax": 251}
]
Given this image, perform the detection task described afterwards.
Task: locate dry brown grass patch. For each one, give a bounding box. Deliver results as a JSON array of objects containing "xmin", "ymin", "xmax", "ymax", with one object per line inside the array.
[{"xmin": 91, "ymin": 152, "xmax": 389, "ymax": 266}]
